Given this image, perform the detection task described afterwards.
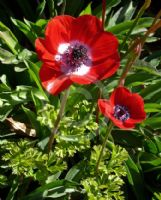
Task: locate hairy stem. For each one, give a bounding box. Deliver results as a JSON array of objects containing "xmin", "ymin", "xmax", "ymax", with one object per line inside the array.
[
  {"xmin": 118, "ymin": 53, "xmax": 139, "ymax": 87},
  {"xmin": 102, "ymin": 0, "xmax": 106, "ymax": 29},
  {"xmin": 118, "ymin": 9, "xmax": 161, "ymax": 86},
  {"xmin": 96, "ymin": 87, "xmax": 103, "ymax": 137},
  {"xmin": 61, "ymin": 0, "xmax": 66, "ymax": 15},
  {"xmin": 96, "ymin": 122, "xmax": 113, "ymax": 173},
  {"xmin": 48, "ymin": 88, "xmax": 70, "ymax": 153}
]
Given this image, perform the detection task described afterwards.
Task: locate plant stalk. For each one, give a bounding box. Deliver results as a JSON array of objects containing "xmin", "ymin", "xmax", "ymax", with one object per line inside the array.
[
  {"xmin": 118, "ymin": 52, "xmax": 139, "ymax": 87},
  {"xmin": 96, "ymin": 122, "xmax": 113, "ymax": 173},
  {"xmin": 102, "ymin": 0, "xmax": 106, "ymax": 29},
  {"xmin": 61, "ymin": 0, "xmax": 66, "ymax": 15},
  {"xmin": 48, "ymin": 87, "xmax": 70, "ymax": 153},
  {"xmin": 118, "ymin": 9, "xmax": 161, "ymax": 86}
]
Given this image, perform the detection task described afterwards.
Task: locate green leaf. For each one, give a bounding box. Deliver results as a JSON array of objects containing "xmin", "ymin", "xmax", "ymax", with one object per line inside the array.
[
  {"xmin": 144, "ymin": 139, "xmax": 158, "ymax": 154},
  {"xmin": 0, "ymin": 21, "xmax": 21, "ymax": 54},
  {"xmin": 65, "ymin": 162, "xmax": 83, "ymax": 181},
  {"xmin": 145, "ymin": 50, "xmax": 161, "ymax": 61},
  {"xmin": 14, "ymin": 65, "xmax": 27, "ymax": 72},
  {"xmin": 125, "ymin": 72, "xmax": 153, "ymax": 86},
  {"xmin": 0, "ymin": 74, "xmax": 11, "ymax": 91},
  {"xmin": 142, "ymin": 117, "xmax": 161, "ymax": 130},
  {"xmin": 47, "ymin": 0, "xmax": 57, "ymax": 17},
  {"xmin": 6, "ymin": 177, "xmax": 19, "ymax": 200},
  {"xmin": 22, "ymin": 105, "xmax": 40, "ymax": 133},
  {"xmin": 46, "ymin": 172, "xmax": 62, "ymax": 184},
  {"xmin": 0, "ymin": 104, "xmax": 12, "ymax": 122},
  {"xmin": 35, "ymin": 19, "xmax": 48, "ymax": 28},
  {"xmin": 134, "ymin": 60, "xmax": 161, "ymax": 77},
  {"xmin": 0, "ymin": 174, "xmax": 7, "ymax": 188},
  {"xmin": 153, "ymin": 136, "xmax": 161, "ymax": 153},
  {"xmin": 0, "ymin": 86, "xmax": 45, "ymax": 121},
  {"xmin": 141, "ymin": 158, "xmax": 161, "ymax": 167},
  {"xmin": 0, "ymin": 47, "xmax": 18, "ymax": 64},
  {"xmin": 31, "ymin": 91, "xmax": 44, "ymax": 113},
  {"xmin": 11, "ymin": 18, "xmax": 37, "ymax": 44},
  {"xmin": 140, "ymin": 80, "xmax": 161, "ymax": 100},
  {"xmin": 112, "ymin": 129, "xmax": 144, "ymax": 148},
  {"xmin": 36, "ymin": 0, "xmax": 46, "ymax": 17},
  {"xmin": 139, "ymin": 152, "xmax": 161, "ymax": 172},
  {"xmin": 23, "ymin": 180, "xmax": 78, "ymax": 200},
  {"xmin": 24, "ymin": 18, "xmax": 47, "ymax": 37},
  {"xmin": 24, "ymin": 60, "xmax": 49, "ymax": 102},
  {"xmin": 125, "ymin": 155, "xmax": 146, "ymax": 200},
  {"xmin": 153, "ymin": 192, "xmax": 161, "ymax": 200},
  {"xmin": 108, "ymin": 17, "xmax": 153, "ymax": 35},
  {"xmin": 93, "ymin": 0, "xmax": 121, "ymax": 18},
  {"xmin": 144, "ymin": 103, "xmax": 161, "ymax": 113},
  {"xmin": 80, "ymin": 3, "xmax": 91, "ymax": 16},
  {"xmin": 118, "ymin": 1, "xmax": 136, "ymax": 22},
  {"xmin": 108, "ymin": 1, "xmax": 136, "ymax": 26}
]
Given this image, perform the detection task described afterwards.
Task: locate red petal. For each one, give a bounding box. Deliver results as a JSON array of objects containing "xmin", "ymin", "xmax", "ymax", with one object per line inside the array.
[
  {"xmin": 110, "ymin": 115, "xmax": 135, "ymax": 129},
  {"xmin": 98, "ymin": 98, "xmax": 135, "ymax": 129},
  {"xmin": 121, "ymin": 123, "xmax": 135, "ymax": 129},
  {"xmin": 39, "ymin": 64, "xmax": 73, "ymax": 95},
  {"xmin": 123, "ymin": 120, "xmax": 136, "ymax": 129},
  {"xmin": 90, "ymin": 53, "xmax": 120, "ymax": 81},
  {"xmin": 35, "ymin": 38, "xmax": 56, "ymax": 67},
  {"xmin": 91, "ymin": 31, "xmax": 119, "ymax": 62},
  {"xmin": 98, "ymin": 99, "xmax": 113, "ymax": 117},
  {"xmin": 110, "ymin": 87, "xmax": 131, "ymax": 105},
  {"xmin": 35, "ymin": 38, "xmax": 61, "ymax": 72},
  {"xmin": 109, "ymin": 87, "xmax": 146, "ymax": 127},
  {"xmin": 127, "ymin": 93, "xmax": 146, "ymax": 121},
  {"xmin": 45, "ymin": 15, "xmax": 75, "ymax": 52},
  {"xmin": 71, "ymin": 15, "xmax": 102, "ymax": 44},
  {"xmin": 70, "ymin": 74, "xmax": 96, "ymax": 84},
  {"xmin": 70, "ymin": 53, "xmax": 120, "ymax": 84}
]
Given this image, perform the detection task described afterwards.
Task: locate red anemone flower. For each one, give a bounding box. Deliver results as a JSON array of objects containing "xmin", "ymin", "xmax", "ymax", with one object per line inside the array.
[
  {"xmin": 35, "ymin": 15, "xmax": 120, "ymax": 95},
  {"xmin": 98, "ymin": 87, "xmax": 146, "ymax": 129}
]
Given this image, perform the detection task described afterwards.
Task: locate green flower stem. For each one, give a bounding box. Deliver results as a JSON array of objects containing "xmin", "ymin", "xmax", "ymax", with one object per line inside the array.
[
  {"xmin": 102, "ymin": 0, "xmax": 106, "ymax": 29},
  {"xmin": 118, "ymin": 53, "xmax": 138, "ymax": 87},
  {"xmin": 96, "ymin": 122, "xmax": 113, "ymax": 173},
  {"xmin": 48, "ymin": 87, "xmax": 70, "ymax": 153},
  {"xmin": 61, "ymin": 0, "xmax": 66, "ymax": 15},
  {"xmin": 118, "ymin": 10, "xmax": 161, "ymax": 86},
  {"xmin": 123, "ymin": 9, "xmax": 161, "ymax": 60},
  {"xmin": 96, "ymin": 87, "xmax": 103, "ymax": 136}
]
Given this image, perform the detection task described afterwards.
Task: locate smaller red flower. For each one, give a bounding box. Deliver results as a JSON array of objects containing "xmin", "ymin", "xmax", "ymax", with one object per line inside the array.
[{"xmin": 98, "ymin": 87, "xmax": 146, "ymax": 129}]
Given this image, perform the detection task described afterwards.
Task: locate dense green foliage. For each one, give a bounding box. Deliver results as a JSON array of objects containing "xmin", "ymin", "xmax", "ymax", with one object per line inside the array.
[{"xmin": 0, "ymin": 0, "xmax": 161, "ymax": 199}]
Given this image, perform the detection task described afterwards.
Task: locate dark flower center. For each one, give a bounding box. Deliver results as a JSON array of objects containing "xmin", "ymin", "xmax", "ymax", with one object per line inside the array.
[
  {"xmin": 72, "ymin": 45, "xmax": 87, "ymax": 61},
  {"xmin": 114, "ymin": 105, "xmax": 130, "ymax": 122},
  {"xmin": 55, "ymin": 41, "xmax": 91, "ymax": 74},
  {"xmin": 63, "ymin": 43, "xmax": 89, "ymax": 69}
]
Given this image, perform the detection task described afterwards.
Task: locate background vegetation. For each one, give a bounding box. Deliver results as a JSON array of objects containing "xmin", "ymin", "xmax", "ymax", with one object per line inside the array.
[{"xmin": 0, "ymin": 0, "xmax": 161, "ymax": 199}]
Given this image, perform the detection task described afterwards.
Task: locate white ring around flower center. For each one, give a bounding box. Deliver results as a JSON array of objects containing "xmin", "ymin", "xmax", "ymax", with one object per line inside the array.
[{"xmin": 55, "ymin": 41, "xmax": 92, "ymax": 76}]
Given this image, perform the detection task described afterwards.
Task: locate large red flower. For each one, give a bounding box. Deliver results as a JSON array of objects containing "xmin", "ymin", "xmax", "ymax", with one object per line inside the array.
[
  {"xmin": 35, "ymin": 15, "xmax": 120, "ymax": 95},
  {"xmin": 98, "ymin": 87, "xmax": 146, "ymax": 129}
]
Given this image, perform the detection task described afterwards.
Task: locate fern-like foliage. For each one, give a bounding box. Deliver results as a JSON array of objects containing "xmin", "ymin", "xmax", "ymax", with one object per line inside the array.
[
  {"xmin": 81, "ymin": 144, "xmax": 128, "ymax": 200},
  {"xmin": 37, "ymin": 101, "xmax": 98, "ymax": 157},
  {"xmin": 1, "ymin": 139, "xmax": 66, "ymax": 183}
]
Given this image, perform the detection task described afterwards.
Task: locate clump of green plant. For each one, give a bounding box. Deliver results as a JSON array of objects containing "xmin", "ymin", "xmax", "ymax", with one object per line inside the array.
[
  {"xmin": 1, "ymin": 139, "xmax": 67, "ymax": 183},
  {"xmin": 37, "ymin": 101, "xmax": 98, "ymax": 157},
  {"xmin": 81, "ymin": 144, "xmax": 128, "ymax": 200},
  {"xmin": 0, "ymin": 0, "xmax": 161, "ymax": 199}
]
